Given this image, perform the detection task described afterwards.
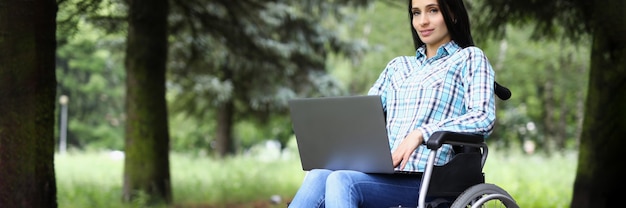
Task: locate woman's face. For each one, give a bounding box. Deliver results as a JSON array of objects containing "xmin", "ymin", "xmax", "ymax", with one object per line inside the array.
[{"xmin": 411, "ymin": 0, "xmax": 451, "ymax": 50}]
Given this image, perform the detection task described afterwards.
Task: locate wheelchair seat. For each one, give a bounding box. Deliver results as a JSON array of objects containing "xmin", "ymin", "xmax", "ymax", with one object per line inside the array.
[{"xmin": 426, "ymin": 151, "xmax": 484, "ymax": 197}]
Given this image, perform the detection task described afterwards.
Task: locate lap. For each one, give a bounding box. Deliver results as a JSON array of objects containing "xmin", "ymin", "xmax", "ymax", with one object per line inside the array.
[{"xmin": 325, "ymin": 170, "xmax": 422, "ymax": 207}]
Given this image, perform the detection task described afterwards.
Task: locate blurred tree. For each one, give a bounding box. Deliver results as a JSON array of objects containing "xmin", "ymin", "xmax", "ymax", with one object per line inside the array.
[
  {"xmin": 167, "ymin": 0, "xmax": 375, "ymax": 157},
  {"xmin": 55, "ymin": 22, "xmax": 126, "ymax": 150},
  {"xmin": 55, "ymin": 0, "xmax": 386, "ymax": 157},
  {"xmin": 0, "ymin": 0, "xmax": 58, "ymax": 207},
  {"xmin": 122, "ymin": 0, "xmax": 171, "ymax": 204},
  {"xmin": 327, "ymin": 1, "xmax": 412, "ymax": 95},
  {"xmin": 478, "ymin": 25, "xmax": 589, "ymax": 153},
  {"xmin": 56, "ymin": 0, "xmax": 171, "ymax": 203},
  {"xmin": 56, "ymin": 0, "xmax": 128, "ymax": 150},
  {"xmin": 470, "ymin": 0, "xmax": 626, "ymax": 206}
]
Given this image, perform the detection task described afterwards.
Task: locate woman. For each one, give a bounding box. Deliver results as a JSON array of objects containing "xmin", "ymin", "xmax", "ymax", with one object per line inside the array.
[{"xmin": 288, "ymin": 0, "xmax": 495, "ymax": 207}]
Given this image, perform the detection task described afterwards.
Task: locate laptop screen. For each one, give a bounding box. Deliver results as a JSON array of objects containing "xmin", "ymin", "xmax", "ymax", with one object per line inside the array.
[{"xmin": 288, "ymin": 95, "xmax": 396, "ymax": 174}]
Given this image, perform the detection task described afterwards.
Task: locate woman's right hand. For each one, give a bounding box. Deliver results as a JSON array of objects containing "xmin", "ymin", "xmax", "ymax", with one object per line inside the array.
[{"xmin": 392, "ymin": 129, "xmax": 424, "ymax": 169}]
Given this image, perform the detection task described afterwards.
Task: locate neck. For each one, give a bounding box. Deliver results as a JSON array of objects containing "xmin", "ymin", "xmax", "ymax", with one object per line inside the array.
[
  {"xmin": 424, "ymin": 40, "xmax": 451, "ymax": 58},
  {"xmin": 425, "ymin": 45, "xmax": 437, "ymax": 58}
]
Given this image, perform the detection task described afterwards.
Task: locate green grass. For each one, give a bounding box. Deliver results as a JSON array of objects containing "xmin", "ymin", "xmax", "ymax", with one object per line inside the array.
[
  {"xmin": 483, "ymin": 148, "xmax": 577, "ymax": 208},
  {"xmin": 56, "ymin": 146, "xmax": 576, "ymax": 208},
  {"xmin": 56, "ymin": 149, "xmax": 306, "ymax": 208}
]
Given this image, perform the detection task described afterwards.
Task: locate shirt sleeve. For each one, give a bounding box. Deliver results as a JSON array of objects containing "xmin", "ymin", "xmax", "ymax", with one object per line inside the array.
[{"xmin": 417, "ymin": 47, "xmax": 496, "ymax": 141}]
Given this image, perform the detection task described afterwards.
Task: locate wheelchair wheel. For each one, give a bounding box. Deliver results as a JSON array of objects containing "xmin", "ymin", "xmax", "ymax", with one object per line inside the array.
[{"xmin": 450, "ymin": 183, "xmax": 519, "ymax": 208}]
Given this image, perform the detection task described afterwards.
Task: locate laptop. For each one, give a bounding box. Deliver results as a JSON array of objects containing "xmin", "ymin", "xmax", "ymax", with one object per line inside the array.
[{"xmin": 288, "ymin": 95, "xmax": 398, "ymax": 174}]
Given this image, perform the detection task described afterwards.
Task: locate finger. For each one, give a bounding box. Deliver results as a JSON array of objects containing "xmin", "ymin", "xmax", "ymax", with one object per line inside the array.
[
  {"xmin": 400, "ymin": 153, "xmax": 410, "ymax": 169},
  {"xmin": 396, "ymin": 154, "xmax": 406, "ymax": 169},
  {"xmin": 392, "ymin": 152, "xmax": 402, "ymax": 167}
]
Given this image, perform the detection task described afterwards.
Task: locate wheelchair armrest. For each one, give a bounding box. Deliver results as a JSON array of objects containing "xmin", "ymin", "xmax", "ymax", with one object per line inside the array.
[{"xmin": 425, "ymin": 131, "xmax": 484, "ymax": 150}]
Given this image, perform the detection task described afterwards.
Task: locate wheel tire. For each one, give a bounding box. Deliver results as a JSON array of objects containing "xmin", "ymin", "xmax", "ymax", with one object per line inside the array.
[{"xmin": 451, "ymin": 183, "xmax": 519, "ymax": 208}]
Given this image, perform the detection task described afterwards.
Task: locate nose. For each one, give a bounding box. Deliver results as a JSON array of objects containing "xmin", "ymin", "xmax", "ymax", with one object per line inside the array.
[{"xmin": 419, "ymin": 14, "xmax": 429, "ymax": 26}]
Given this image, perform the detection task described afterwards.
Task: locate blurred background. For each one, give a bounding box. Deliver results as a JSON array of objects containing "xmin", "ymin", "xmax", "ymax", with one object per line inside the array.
[{"xmin": 54, "ymin": 0, "xmax": 586, "ymax": 207}]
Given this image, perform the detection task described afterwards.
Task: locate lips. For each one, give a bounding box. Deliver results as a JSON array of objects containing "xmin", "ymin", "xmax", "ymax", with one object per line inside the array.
[{"xmin": 419, "ymin": 29, "xmax": 434, "ymax": 37}]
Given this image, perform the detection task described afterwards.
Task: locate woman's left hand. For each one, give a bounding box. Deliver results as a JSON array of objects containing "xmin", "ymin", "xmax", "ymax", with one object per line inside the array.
[{"xmin": 392, "ymin": 129, "xmax": 424, "ymax": 169}]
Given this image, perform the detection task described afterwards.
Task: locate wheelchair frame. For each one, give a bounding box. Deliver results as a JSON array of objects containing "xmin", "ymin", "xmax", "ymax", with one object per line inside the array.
[
  {"xmin": 415, "ymin": 82, "xmax": 518, "ymax": 208},
  {"xmin": 415, "ymin": 131, "xmax": 519, "ymax": 208}
]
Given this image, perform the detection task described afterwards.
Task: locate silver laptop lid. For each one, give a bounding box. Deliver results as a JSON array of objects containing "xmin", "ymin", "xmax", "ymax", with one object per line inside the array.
[{"xmin": 288, "ymin": 95, "xmax": 395, "ymax": 174}]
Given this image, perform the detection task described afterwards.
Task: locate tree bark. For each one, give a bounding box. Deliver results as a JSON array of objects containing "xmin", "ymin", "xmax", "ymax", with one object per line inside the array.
[
  {"xmin": 0, "ymin": 0, "xmax": 58, "ymax": 207},
  {"xmin": 122, "ymin": 0, "xmax": 172, "ymax": 204},
  {"xmin": 214, "ymin": 63, "xmax": 236, "ymax": 157},
  {"xmin": 215, "ymin": 100, "xmax": 235, "ymax": 157},
  {"xmin": 571, "ymin": 0, "xmax": 626, "ymax": 206},
  {"xmin": 541, "ymin": 67, "xmax": 555, "ymax": 154}
]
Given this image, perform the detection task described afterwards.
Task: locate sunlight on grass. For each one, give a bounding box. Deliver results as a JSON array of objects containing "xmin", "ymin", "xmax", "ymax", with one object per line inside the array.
[
  {"xmin": 56, "ymin": 143, "xmax": 576, "ymax": 208},
  {"xmin": 55, "ymin": 151, "xmax": 128, "ymax": 208},
  {"xmin": 169, "ymin": 151, "xmax": 305, "ymax": 206},
  {"xmin": 484, "ymin": 148, "xmax": 577, "ymax": 208},
  {"xmin": 55, "ymin": 143, "xmax": 306, "ymax": 208}
]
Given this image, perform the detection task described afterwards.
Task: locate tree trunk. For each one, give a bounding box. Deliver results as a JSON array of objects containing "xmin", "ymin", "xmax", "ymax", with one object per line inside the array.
[
  {"xmin": 541, "ymin": 67, "xmax": 555, "ymax": 154},
  {"xmin": 122, "ymin": 0, "xmax": 172, "ymax": 204},
  {"xmin": 571, "ymin": 0, "xmax": 626, "ymax": 206},
  {"xmin": 574, "ymin": 64, "xmax": 586, "ymax": 148},
  {"xmin": 555, "ymin": 50, "xmax": 572, "ymax": 151},
  {"xmin": 557, "ymin": 90, "xmax": 568, "ymax": 150},
  {"xmin": 214, "ymin": 63, "xmax": 236, "ymax": 158},
  {"xmin": 215, "ymin": 99, "xmax": 235, "ymax": 157},
  {"xmin": 0, "ymin": 0, "xmax": 58, "ymax": 207}
]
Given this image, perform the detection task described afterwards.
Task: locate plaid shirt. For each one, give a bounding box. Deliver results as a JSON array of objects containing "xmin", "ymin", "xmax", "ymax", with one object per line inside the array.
[{"xmin": 368, "ymin": 41, "xmax": 496, "ymax": 172}]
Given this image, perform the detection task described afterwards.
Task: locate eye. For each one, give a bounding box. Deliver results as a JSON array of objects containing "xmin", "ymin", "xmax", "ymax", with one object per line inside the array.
[
  {"xmin": 428, "ymin": 8, "xmax": 439, "ymax": 13},
  {"xmin": 412, "ymin": 11, "xmax": 421, "ymax": 16}
]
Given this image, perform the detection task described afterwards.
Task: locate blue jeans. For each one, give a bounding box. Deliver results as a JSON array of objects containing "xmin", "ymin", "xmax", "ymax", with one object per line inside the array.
[{"xmin": 288, "ymin": 169, "xmax": 423, "ymax": 208}]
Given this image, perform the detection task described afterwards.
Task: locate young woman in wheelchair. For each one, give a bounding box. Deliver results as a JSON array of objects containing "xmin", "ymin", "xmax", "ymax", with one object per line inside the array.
[{"xmin": 288, "ymin": 0, "xmax": 496, "ymax": 207}]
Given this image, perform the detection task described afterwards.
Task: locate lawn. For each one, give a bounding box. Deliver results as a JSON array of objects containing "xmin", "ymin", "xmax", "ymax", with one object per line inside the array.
[{"xmin": 55, "ymin": 143, "xmax": 576, "ymax": 208}]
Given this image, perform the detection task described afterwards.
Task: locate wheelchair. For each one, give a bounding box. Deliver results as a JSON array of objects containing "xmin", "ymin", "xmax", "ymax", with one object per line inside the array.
[{"xmin": 397, "ymin": 82, "xmax": 519, "ymax": 208}]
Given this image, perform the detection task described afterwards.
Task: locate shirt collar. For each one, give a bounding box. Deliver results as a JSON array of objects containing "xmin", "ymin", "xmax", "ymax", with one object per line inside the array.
[{"xmin": 415, "ymin": 41, "xmax": 460, "ymax": 60}]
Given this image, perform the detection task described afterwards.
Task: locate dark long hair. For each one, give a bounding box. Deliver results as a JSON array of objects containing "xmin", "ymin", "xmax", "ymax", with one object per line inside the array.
[{"xmin": 408, "ymin": 0, "xmax": 474, "ymax": 50}]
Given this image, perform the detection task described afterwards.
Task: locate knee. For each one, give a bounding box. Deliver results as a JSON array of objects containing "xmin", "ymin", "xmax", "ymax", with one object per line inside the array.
[
  {"xmin": 326, "ymin": 170, "xmax": 358, "ymax": 186},
  {"xmin": 325, "ymin": 170, "xmax": 365, "ymax": 204},
  {"xmin": 306, "ymin": 169, "xmax": 333, "ymax": 181}
]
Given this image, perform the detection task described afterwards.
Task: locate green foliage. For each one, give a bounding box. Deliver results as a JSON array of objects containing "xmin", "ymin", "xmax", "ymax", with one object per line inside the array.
[
  {"xmin": 165, "ymin": 0, "xmax": 377, "ymax": 155},
  {"xmin": 468, "ymin": 0, "xmax": 590, "ymax": 43},
  {"xmin": 56, "ymin": 0, "xmax": 127, "ymax": 37},
  {"xmin": 56, "ymin": 16, "xmax": 126, "ymax": 150},
  {"xmin": 328, "ymin": 1, "xmax": 414, "ymax": 94},
  {"xmin": 478, "ymin": 24, "xmax": 590, "ymax": 151},
  {"xmin": 167, "ymin": 0, "xmax": 373, "ymax": 113},
  {"xmin": 168, "ymin": 112, "xmax": 215, "ymax": 154}
]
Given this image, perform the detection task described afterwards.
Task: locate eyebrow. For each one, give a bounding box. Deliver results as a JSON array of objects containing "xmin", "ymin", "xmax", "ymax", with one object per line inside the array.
[{"xmin": 411, "ymin": 3, "xmax": 439, "ymax": 11}]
